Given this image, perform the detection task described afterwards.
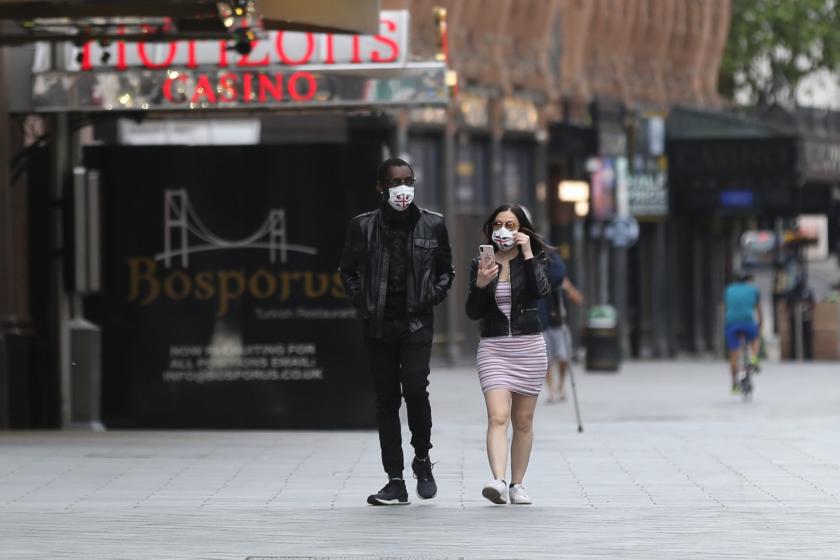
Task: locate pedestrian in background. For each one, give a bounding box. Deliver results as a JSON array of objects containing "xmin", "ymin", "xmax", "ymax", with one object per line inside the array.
[
  {"xmin": 723, "ymin": 272, "xmax": 762, "ymax": 394},
  {"xmin": 466, "ymin": 204, "xmax": 550, "ymax": 505},
  {"xmin": 539, "ymin": 249, "xmax": 584, "ymax": 403},
  {"xmin": 339, "ymin": 157, "xmax": 455, "ymax": 506}
]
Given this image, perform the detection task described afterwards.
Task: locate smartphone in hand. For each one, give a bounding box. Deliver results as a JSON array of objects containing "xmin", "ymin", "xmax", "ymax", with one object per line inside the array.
[{"xmin": 479, "ymin": 244, "xmax": 495, "ymax": 269}]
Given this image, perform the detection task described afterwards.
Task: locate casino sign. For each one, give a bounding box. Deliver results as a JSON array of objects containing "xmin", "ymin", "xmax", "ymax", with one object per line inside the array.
[{"xmin": 30, "ymin": 10, "xmax": 449, "ymax": 112}]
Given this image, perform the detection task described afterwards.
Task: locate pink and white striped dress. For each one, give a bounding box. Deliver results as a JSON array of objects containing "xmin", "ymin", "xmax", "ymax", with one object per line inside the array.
[{"xmin": 477, "ymin": 281, "xmax": 548, "ymax": 396}]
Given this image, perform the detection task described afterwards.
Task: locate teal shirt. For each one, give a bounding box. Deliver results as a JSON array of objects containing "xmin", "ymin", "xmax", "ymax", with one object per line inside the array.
[{"xmin": 724, "ymin": 283, "xmax": 760, "ymax": 324}]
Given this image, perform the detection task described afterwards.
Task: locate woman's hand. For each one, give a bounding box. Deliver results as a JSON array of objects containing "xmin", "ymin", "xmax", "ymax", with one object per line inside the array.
[
  {"xmin": 475, "ymin": 259, "xmax": 499, "ymax": 289},
  {"xmin": 514, "ymin": 232, "xmax": 533, "ymax": 259}
]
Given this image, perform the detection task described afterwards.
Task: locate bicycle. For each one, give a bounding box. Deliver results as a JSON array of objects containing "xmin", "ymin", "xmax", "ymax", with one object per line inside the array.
[{"xmin": 736, "ymin": 333, "xmax": 757, "ymax": 401}]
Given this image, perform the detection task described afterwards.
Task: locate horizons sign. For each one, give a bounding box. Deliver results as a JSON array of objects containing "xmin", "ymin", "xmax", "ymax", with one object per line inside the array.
[
  {"xmin": 57, "ymin": 12, "xmax": 408, "ymax": 71},
  {"xmin": 31, "ymin": 11, "xmax": 449, "ymax": 112}
]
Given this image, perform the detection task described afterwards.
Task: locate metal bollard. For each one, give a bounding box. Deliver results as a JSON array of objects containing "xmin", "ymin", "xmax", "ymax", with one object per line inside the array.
[{"xmin": 69, "ymin": 318, "xmax": 105, "ymax": 431}]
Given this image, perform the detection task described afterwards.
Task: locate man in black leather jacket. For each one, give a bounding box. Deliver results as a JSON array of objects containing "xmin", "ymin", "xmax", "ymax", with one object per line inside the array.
[{"xmin": 339, "ymin": 157, "xmax": 455, "ymax": 506}]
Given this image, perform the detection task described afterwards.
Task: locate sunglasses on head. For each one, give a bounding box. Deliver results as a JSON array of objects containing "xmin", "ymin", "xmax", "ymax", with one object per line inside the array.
[
  {"xmin": 384, "ymin": 177, "xmax": 416, "ymax": 188},
  {"xmin": 492, "ymin": 220, "xmax": 519, "ymax": 231}
]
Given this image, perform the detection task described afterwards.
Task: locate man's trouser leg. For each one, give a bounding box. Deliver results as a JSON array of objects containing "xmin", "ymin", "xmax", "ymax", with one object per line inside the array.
[
  {"xmin": 365, "ymin": 336, "xmax": 405, "ymax": 478},
  {"xmin": 399, "ymin": 335, "xmax": 433, "ymax": 460}
]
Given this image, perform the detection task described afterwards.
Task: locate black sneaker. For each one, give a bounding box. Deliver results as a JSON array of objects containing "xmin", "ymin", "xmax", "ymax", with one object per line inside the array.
[
  {"xmin": 412, "ymin": 456, "xmax": 437, "ymax": 499},
  {"xmin": 367, "ymin": 478, "xmax": 409, "ymax": 506}
]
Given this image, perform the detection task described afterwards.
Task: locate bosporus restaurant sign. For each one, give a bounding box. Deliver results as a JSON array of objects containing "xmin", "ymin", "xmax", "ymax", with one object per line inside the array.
[
  {"xmin": 31, "ymin": 10, "xmax": 448, "ymax": 111},
  {"xmin": 84, "ymin": 143, "xmax": 383, "ymax": 429}
]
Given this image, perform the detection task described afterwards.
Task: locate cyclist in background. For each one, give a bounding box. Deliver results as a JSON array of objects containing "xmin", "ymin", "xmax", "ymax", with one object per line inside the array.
[{"xmin": 724, "ymin": 272, "xmax": 762, "ymax": 394}]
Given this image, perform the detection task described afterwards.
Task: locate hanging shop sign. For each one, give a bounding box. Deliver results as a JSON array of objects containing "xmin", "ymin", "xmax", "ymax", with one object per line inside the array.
[
  {"xmin": 629, "ymin": 115, "xmax": 669, "ymax": 218},
  {"xmin": 628, "ymin": 153, "xmax": 669, "ymax": 219},
  {"xmin": 627, "ymin": 171, "xmax": 668, "ymax": 217},
  {"xmin": 587, "ymin": 157, "xmax": 617, "ymax": 221},
  {"xmin": 30, "ymin": 11, "xmax": 449, "ymax": 112},
  {"xmin": 82, "ymin": 144, "xmax": 381, "ymax": 429}
]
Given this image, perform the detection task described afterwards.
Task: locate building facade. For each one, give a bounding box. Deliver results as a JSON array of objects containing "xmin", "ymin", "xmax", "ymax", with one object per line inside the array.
[
  {"xmin": 5, "ymin": 0, "xmax": 781, "ymax": 430},
  {"xmin": 384, "ymin": 0, "xmax": 734, "ymax": 361}
]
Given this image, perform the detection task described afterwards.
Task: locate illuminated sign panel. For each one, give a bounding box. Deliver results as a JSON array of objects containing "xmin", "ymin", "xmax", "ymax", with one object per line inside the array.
[
  {"xmin": 35, "ymin": 12, "xmax": 408, "ymax": 72},
  {"xmin": 32, "ymin": 64, "xmax": 447, "ymax": 111},
  {"xmin": 30, "ymin": 11, "xmax": 450, "ymax": 112}
]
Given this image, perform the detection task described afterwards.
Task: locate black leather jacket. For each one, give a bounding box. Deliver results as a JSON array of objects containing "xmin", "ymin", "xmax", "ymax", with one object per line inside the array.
[
  {"xmin": 339, "ymin": 204, "xmax": 455, "ymax": 338},
  {"xmin": 465, "ymin": 251, "xmax": 551, "ymax": 338}
]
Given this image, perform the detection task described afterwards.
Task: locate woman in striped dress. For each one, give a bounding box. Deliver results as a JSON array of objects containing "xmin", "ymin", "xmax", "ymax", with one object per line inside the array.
[{"xmin": 466, "ymin": 205, "xmax": 551, "ymax": 505}]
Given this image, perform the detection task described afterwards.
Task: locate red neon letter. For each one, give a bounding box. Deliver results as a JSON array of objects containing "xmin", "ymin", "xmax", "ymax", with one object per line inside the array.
[
  {"xmin": 218, "ymin": 40, "xmax": 229, "ymax": 68},
  {"xmin": 324, "ymin": 34, "xmax": 335, "ymax": 64},
  {"xmin": 219, "ymin": 73, "xmax": 238, "ymax": 102},
  {"xmin": 138, "ymin": 42, "xmax": 178, "ymax": 69},
  {"xmin": 191, "ymin": 74, "xmax": 218, "ymax": 104},
  {"xmin": 276, "ymin": 32, "xmax": 315, "ymax": 65},
  {"xmin": 371, "ymin": 19, "xmax": 399, "ymax": 63},
  {"xmin": 238, "ymin": 39, "xmax": 270, "ymax": 67},
  {"xmin": 288, "ymin": 72, "xmax": 316, "ymax": 101},
  {"xmin": 187, "ymin": 41, "xmax": 198, "ymax": 69},
  {"xmin": 116, "ymin": 25, "xmax": 127, "ymax": 70},
  {"xmin": 258, "ymin": 74, "xmax": 283, "ymax": 102},
  {"xmin": 78, "ymin": 42, "xmax": 93, "ymax": 71},
  {"xmin": 163, "ymin": 75, "xmax": 187, "ymax": 102},
  {"xmin": 243, "ymin": 73, "xmax": 254, "ymax": 102}
]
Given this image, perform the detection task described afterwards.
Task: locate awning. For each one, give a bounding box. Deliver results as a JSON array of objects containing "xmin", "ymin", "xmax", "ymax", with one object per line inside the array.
[
  {"xmin": 0, "ymin": 0, "xmax": 380, "ymax": 44},
  {"xmin": 668, "ymin": 106, "xmax": 840, "ymax": 216}
]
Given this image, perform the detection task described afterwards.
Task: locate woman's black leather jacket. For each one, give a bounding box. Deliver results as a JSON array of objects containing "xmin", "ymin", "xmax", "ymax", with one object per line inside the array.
[{"xmin": 465, "ymin": 251, "xmax": 551, "ymax": 338}]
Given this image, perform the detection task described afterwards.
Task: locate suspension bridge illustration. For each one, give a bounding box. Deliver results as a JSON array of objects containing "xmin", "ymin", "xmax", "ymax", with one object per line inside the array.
[{"xmin": 154, "ymin": 189, "xmax": 318, "ymax": 268}]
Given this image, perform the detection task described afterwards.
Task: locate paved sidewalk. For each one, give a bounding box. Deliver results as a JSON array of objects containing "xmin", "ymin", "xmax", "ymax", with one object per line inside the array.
[{"xmin": 2, "ymin": 361, "xmax": 840, "ymax": 559}]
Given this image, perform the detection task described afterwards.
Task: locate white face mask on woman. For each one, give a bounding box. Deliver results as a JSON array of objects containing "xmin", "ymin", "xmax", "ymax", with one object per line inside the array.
[
  {"xmin": 386, "ymin": 185, "xmax": 415, "ymax": 211},
  {"xmin": 492, "ymin": 227, "xmax": 516, "ymax": 250}
]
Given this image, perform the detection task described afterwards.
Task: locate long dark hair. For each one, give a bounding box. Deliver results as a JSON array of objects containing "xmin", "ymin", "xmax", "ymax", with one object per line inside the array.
[{"xmin": 482, "ymin": 204, "xmax": 548, "ymax": 255}]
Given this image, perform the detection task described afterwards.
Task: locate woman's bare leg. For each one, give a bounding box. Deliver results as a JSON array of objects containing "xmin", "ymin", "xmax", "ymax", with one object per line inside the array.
[
  {"xmin": 483, "ymin": 389, "xmax": 512, "ymax": 480},
  {"xmin": 510, "ymin": 393, "xmax": 538, "ymax": 485}
]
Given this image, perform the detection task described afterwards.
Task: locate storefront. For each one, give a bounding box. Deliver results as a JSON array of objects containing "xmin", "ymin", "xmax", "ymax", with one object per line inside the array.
[
  {"xmin": 20, "ymin": 11, "xmax": 450, "ymax": 428},
  {"xmin": 667, "ymin": 106, "xmax": 840, "ymax": 355}
]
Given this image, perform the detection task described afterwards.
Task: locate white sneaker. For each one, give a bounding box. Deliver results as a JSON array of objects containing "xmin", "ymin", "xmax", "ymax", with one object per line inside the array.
[
  {"xmin": 509, "ymin": 483, "xmax": 532, "ymax": 505},
  {"xmin": 481, "ymin": 479, "xmax": 508, "ymax": 504}
]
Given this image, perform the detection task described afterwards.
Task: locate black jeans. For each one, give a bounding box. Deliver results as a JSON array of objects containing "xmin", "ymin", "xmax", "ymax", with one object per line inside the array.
[{"xmin": 364, "ymin": 322, "xmax": 433, "ymax": 478}]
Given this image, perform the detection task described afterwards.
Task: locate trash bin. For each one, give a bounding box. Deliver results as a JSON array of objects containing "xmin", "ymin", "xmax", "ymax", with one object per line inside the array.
[{"xmin": 585, "ymin": 305, "xmax": 620, "ymax": 372}]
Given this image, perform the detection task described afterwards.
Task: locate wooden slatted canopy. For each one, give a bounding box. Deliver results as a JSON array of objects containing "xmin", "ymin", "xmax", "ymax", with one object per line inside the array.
[{"xmin": 0, "ymin": 0, "xmax": 380, "ymax": 43}]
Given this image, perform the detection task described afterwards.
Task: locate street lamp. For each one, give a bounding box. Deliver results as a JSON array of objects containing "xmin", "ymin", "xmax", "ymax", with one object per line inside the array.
[{"xmin": 558, "ymin": 180, "xmax": 590, "ymax": 217}]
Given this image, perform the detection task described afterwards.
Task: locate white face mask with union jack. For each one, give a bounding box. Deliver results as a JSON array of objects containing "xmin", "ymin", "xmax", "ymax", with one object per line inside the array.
[{"xmin": 386, "ymin": 186, "xmax": 415, "ymax": 211}]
